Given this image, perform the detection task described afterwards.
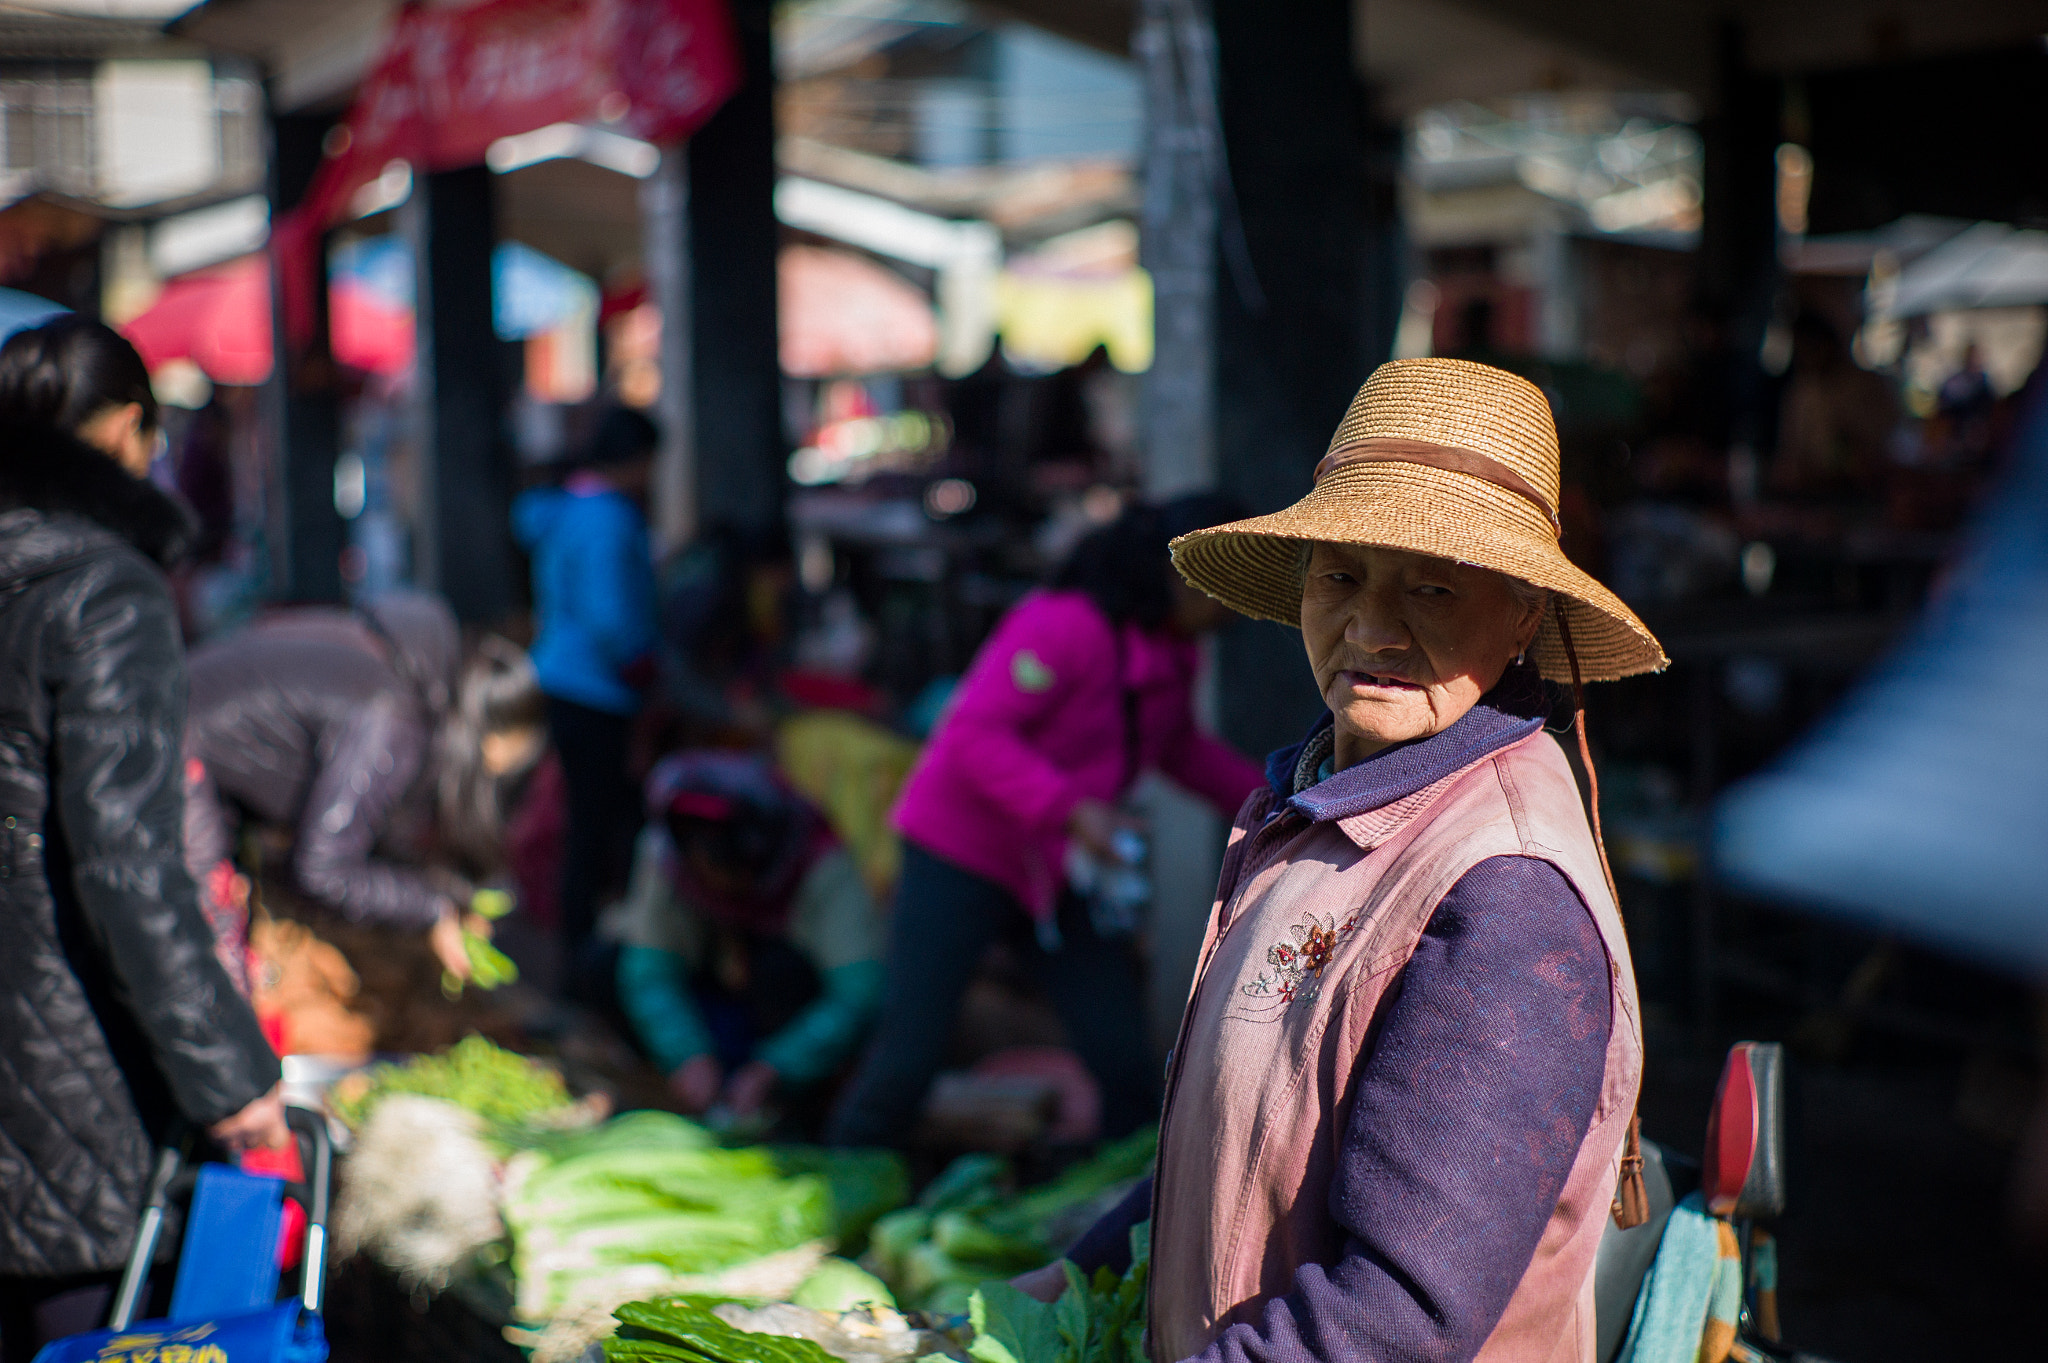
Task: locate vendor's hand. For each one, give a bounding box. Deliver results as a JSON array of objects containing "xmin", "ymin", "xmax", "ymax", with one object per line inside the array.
[
  {"xmin": 1066, "ymin": 799, "xmax": 1142, "ymax": 861},
  {"xmin": 209, "ymin": 1084, "xmax": 289, "ymax": 1155},
  {"xmin": 723, "ymin": 1060, "xmax": 779, "ymax": 1117},
  {"xmin": 1010, "ymin": 1261, "xmax": 1069, "ymax": 1304},
  {"xmin": 669, "ymin": 1054, "xmax": 722, "ymax": 1114},
  {"xmin": 428, "ymin": 901, "xmax": 472, "ymax": 980}
]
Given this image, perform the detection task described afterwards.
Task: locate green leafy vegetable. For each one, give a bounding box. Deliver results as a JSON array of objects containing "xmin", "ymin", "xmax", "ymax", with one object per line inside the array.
[
  {"xmin": 790, "ymin": 1257, "xmax": 894, "ymax": 1311},
  {"xmin": 965, "ymin": 1222, "xmax": 1148, "ymax": 1363},
  {"xmin": 768, "ymin": 1145, "xmax": 912, "ymax": 1246},
  {"xmin": 865, "ymin": 1129, "xmax": 1154, "ymax": 1312},
  {"xmin": 607, "ymin": 1297, "xmax": 839, "ymax": 1363},
  {"xmin": 968, "ymin": 1282, "xmax": 1064, "ymax": 1363},
  {"xmin": 502, "ymin": 1112, "xmax": 913, "ymax": 1322},
  {"xmin": 329, "ymin": 1034, "xmax": 572, "ymax": 1129}
]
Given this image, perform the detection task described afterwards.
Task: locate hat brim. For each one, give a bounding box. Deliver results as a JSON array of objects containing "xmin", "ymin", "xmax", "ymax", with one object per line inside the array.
[{"xmin": 1170, "ymin": 461, "xmax": 1668, "ymax": 683}]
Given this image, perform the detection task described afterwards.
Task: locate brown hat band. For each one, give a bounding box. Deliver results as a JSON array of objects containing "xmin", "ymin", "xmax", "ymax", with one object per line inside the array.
[{"xmin": 1313, "ymin": 437, "xmax": 1561, "ymax": 536}]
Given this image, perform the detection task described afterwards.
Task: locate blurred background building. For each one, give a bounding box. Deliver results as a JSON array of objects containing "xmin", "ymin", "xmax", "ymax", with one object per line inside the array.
[{"xmin": 4, "ymin": 0, "xmax": 2048, "ymax": 1354}]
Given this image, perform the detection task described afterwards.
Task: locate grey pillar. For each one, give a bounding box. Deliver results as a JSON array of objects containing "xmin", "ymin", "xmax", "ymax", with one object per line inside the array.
[
  {"xmin": 263, "ymin": 108, "xmax": 344, "ymax": 604},
  {"xmin": 405, "ymin": 165, "xmax": 515, "ymax": 623},
  {"xmin": 642, "ymin": 148, "xmax": 697, "ymax": 551},
  {"xmin": 1135, "ymin": 0, "xmax": 1219, "ymax": 500},
  {"xmin": 686, "ymin": 0, "xmax": 783, "ymax": 538},
  {"xmin": 1697, "ymin": 21, "xmax": 1781, "ymax": 453},
  {"xmin": 1209, "ymin": 0, "xmax": 1368, "ymax": 761}
]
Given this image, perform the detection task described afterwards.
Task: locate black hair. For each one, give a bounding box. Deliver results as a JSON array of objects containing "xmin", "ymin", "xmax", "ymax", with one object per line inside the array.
[
  {"xmin": 577, "ymin": 405, "xmax": 661, "ymax": 468},
  {"xmin": 436, "ymin": 635, "xmax": 547, "ymax": 875},
  {"xmin": 666, "ymin": 798, "xmax": 791, "ymax": 884},
  {"xmin": 1050, "ymin": 491, "xmax": 1247, "ymax": 630},
  {"xmin": 0, "ymin": 316, "xmax": 159, "ymax": 436}
]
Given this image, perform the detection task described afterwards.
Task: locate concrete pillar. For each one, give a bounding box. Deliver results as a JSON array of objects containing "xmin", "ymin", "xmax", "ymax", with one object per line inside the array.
[
  {"xmin": 263, "ymin": 108, "xmax": 344, "ymax": 604},
  {"xmin": 1135, "ymin": 0, "xmax": 1218, "ymax": 501},
  {"xmin": 1208, "ymin": 0, "xmax": 1369, "ymax": 761},
  {"xmin": 685, "ymin": 0, "xmax": 783, "ymax": 538},
  {"xmin": 1697, "ymin": 21, "xmax": 1781, "ymax": 454},
  {"xmin": 405, "ymin": 164, "xmax": 516, "ymax": 623},
  {"xmin": 642, "ymin": 148, "xmax": 697, "ymax": 551}
]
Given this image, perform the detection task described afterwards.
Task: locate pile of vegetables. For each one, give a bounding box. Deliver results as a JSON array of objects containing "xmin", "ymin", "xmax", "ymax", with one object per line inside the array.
[
  {"xmin": 969, "ymin": 1223, "xmax": 1150, "ymax": 1363},
  {"xmin": 330, "ymin": 1034, "xmax": 575, "ymax": 1129},
  {"xmin": 596, "ymin": 1220, "xmax": 1149, "ymax": 1363},
  {"xmin": 863, "ymin": 1129, "xmax": 1154, "ymax": 1314},
  {"xmin": 502, "ymin": 1111, "xmax": 908, "ymax": 1322}
]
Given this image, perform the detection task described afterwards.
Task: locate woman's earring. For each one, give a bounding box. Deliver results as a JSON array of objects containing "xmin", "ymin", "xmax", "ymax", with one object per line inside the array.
[{"xmin": 1515, "ymin": 648, "xmax": 1526, "ymax": 665}]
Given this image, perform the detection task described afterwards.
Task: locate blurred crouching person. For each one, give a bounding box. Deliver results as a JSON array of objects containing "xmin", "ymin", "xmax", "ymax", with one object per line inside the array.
[
  {"xmin": 0, "ymin": 318, "xmax": 284, "ymax": 1355},
  {"xmin": 605, "ymin": 752, "xmax": 884, "ymax": 1122},
  {"xmin": 514, "ymin": 406, "xmax": 660, "ymax": 995},
  {"xmin": 182, "ymin": 596, "xmax": 545, "ymax": 1039},
  {"xmin": 826, "ymin": 495, "xmax": 1265, "ymax": 1148}
]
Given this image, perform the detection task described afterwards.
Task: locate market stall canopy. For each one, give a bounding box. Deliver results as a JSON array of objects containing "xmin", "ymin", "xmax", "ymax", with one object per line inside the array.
[
  {"xmin": 269, "ymin": 0, "xmax": 739, "ymax": 345},
  {"xmin": 123, "ymin": 240, "xmax": 598, "ymax": 384},
  {"xmin": 994, "ymin": 219, "xmax": 1151, "ymax": 373},
  {"xmin": 122, "ymin": 257, "xmax": 272, "ymax": 386},
  {"xmin": 779, "ymin": 244, "xmax": 937, "ymax": 378},
  {"xmin": 1878, "ymin": 221, "xmax": 2048, "ymax": 318},
  {"xmin": 1714, "ymin": 392, "xmax": 2048, "ymax": 976}
]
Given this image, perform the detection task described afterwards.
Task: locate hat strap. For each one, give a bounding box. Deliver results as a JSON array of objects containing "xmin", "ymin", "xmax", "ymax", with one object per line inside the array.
[
  {"xmin": 1551, "ymin": 597, "xmax": 1618, "ymax": 908},
  {"xmin": 1314, "ymin": 437, "xmax": 1561, "ymax": 535},
  {"xmin": 1554, "ymin": 597, "xmax": 1650, "ymax": 1234}
]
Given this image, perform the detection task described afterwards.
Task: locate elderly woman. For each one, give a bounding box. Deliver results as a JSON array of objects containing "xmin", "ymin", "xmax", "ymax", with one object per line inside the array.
[{"xmin": 1024, "ymin": 359, "xmax": 1667, "ymax": 1363}]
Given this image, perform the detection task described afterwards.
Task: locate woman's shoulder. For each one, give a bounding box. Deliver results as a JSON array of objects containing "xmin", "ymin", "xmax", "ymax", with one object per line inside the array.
[
  {"xmin": 19, "ymin": 518, "xmax": 174, "ymax": 628},
  {"xmin": 988, "ymin": 589, "xmax": 1115, "ymax": 655}
]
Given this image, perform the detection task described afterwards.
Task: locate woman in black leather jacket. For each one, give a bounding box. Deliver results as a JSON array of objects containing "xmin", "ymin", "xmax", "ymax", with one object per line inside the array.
[{"xmin": 0, "ymin": 318, "xmax": 284, "ymax": 1355}]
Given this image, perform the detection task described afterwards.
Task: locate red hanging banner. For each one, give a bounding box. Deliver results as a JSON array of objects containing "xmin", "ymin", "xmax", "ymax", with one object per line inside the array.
[{"xmin": 275, "ymin": 0, "xmax": 739, "ymax": 345}]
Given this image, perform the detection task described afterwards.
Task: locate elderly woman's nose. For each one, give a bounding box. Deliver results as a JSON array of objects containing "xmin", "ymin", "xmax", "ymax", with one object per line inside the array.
[{"xmin": 1343, "ymin": 591, "xmax": 1410, "ymax": 650}]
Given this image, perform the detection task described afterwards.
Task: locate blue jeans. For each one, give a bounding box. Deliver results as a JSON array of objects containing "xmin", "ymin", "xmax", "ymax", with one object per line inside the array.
[{"xmin": 826, "ymin": 842, "xmax": 1160, "ymax": 1148}]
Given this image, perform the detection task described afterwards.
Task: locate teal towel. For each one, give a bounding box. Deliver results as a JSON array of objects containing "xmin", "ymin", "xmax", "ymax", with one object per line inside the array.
[{"xmin": 1616, "ymin": 1192, "xmax": 1723, "ymax": 1363}]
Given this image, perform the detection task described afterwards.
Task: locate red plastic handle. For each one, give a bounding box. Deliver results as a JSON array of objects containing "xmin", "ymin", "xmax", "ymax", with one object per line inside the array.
[{"xmin": 1702, "ymin": 1041, "xmax": 1760, "ymax": 1217}]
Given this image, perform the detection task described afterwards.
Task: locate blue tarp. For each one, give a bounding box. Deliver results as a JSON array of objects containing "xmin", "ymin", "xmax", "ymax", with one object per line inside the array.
[
  {"xmin": 0, "ymin": 287, "xmax": 67, "ymax": 340},
  {"xmin": 1715, "ymin": 378, "xmax": 2048, "ymax": 974}
]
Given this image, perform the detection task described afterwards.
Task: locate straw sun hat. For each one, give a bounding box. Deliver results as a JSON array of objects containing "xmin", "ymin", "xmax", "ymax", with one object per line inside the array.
[{"xmin": 1170, "ymin": 357, "xmax": 1668, "ymax": 683}]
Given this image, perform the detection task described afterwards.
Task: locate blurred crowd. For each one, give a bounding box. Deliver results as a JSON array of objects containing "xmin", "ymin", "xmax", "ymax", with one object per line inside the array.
[{"xmin": 0, "ymin": 316, "xmax": 1266, "ymax": 1355}]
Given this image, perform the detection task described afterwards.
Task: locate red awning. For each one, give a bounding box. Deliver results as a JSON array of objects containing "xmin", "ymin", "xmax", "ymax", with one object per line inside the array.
[
  {"xmin": 121, "ymin": 255, "xmax": 418, "ymax": 385},
  {"xmin": 122, "ymin": 258, "xmax": 271, "ymax": 387}
]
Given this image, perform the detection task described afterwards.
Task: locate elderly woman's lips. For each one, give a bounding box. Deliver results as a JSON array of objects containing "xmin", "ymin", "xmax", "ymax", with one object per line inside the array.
[{"xmin": 1342, "ymin": 670, "xmax": 1421, "ymax": 691}]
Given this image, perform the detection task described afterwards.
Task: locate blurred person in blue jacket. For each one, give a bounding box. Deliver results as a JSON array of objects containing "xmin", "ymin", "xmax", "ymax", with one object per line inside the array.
[
  {"xmin": 513, "ymin": 406, "xmax": 660, "ymax": 986},
  {"xmin": 604, "ymin": 751, "xmax": 884, "ymax": 1122}
]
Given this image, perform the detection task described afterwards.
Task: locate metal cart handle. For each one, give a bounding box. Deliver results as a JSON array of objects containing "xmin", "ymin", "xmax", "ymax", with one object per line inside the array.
[
  {"xmin": 108, "ymin": 1139, "xmax": 184, "ymax": 1331},
  {"xmin": 107, "ymin": 1103, "xmax": 335, "ymax": 1331},
  {"xmin": 284, "ymin": 1103, "xmax": 334, "ymax": 1314}
]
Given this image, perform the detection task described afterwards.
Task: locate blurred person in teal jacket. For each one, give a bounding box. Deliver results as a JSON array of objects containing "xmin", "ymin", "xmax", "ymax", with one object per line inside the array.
[
  {"xmin": 513, "ymin": 406, "xmax": 660, "ymax": 986},
  {"xmin": 605, "ymin": 751, "xmax": 884, "ymax": 1122}
]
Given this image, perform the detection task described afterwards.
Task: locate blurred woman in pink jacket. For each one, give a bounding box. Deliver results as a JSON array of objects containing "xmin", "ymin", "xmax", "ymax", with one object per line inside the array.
[{"xmin": 827, "ymin": 495, "xmax": 1263, "ymax": 1146}]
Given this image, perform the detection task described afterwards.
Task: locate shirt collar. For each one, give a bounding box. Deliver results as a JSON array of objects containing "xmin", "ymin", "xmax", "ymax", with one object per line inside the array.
[{"xmin": 1265, "ymin": 662, "xmax": 1551, "ymax": 826}]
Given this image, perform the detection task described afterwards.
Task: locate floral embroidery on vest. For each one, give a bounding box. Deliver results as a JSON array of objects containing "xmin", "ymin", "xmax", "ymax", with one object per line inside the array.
[{"xmin": 1232, "ymin": 909, "xmax": 1361, "ymax": 1020}]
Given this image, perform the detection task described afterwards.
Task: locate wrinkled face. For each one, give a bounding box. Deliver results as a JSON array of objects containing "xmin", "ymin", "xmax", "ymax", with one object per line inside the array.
[{"xmin": 1299, "ymin": 543, "xmax": 1541, "ymax": 769}]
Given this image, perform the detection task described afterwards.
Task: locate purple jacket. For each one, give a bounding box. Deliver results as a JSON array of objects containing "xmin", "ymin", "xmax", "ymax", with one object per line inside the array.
[
  {"xmin": 893, "ymin": 590, "xmax": 1264, "ymax": 919},
  {"xmin": 1070, "ymin": 692, "xmax": 1614, "ymax": 1363}
]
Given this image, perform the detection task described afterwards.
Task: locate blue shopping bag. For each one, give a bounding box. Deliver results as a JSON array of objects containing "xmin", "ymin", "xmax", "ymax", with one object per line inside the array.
[
  {"xmin": 32, "ymin": 1108, "xmax": 333, "ymax": 1363},
  {"xmin": 30, "ymin": 1300, "xmax": 325, "ymax": 1363}
]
